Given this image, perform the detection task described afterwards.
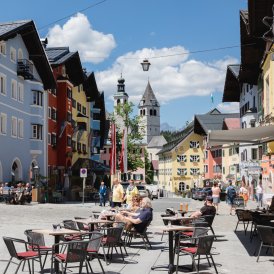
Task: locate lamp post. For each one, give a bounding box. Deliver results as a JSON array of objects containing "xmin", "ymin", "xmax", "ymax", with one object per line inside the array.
[{"xmin": 141, "ymin": 59, "xmax": 151, "ymax": 71}]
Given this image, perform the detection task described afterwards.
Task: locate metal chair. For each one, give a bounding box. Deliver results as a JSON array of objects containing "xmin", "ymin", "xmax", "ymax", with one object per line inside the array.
[
  {"xmin": 51, "ymin": 240, "xmax": 89, "ymax": 274},
  {"xmin": 24, "ymin": 229, "xmax": 52, "ymax": 269},
  {"xmin": 255, "ymin": 225, "xmax": 274, "ymax": 262},
  {"xmin": 175, "ymin": 235, "xmax": 218, "ymax": 274},
  {"xmin": 202, "ymin": 215, "xmax": 216, "ymax": 239},
  {"xmin": 86, "ymin": 232, "xmax": 105, "ymax": 274},
  {"xmin": 3, "ymin": 236, "xmax": 42, "ymax": 274}
]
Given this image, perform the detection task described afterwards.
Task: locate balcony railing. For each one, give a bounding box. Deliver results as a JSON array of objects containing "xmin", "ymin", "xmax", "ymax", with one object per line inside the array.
[{"xmin": 17, "ymin": 59, "xmax": 34, "ymax": 79}]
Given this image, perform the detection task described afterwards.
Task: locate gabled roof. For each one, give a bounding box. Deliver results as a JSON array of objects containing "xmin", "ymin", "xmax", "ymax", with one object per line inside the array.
[
  {"xmin": 158, "ymin": 122, "xmax": 194, "ymax": 154},
  {"xmin": 194, "ymin": 109, "xmax": 240, "ymax": 135},
  {"xmin": 139, "ymin": 81, "xmax": 159, "ymax": 107},
  {"xmin": 147, "ymin": 135, "xmax": 167, "ymax": 148},
  {"xmin": 83, "ymin": 72, "xmax": 99, "ymax": 102},
  {"xmin": 222, "ymin": 65, "xmax": 241, "ymax": 102},
  {"xmin": 45, "ymin": 47, "xmax": 84, "ymax": 85},
  {"xmin": 222, "ymin": 118, "xmax": 240, "ymax": 130},
  {"xmin": 0, "ymin": 20, "xmax": 55, "ymax": 89}
]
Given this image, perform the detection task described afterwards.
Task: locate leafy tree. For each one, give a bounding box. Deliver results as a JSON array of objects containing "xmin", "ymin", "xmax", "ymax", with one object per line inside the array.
[
  {"xmin": 144, "ymin": 148, "xmax": 154, "ymax": 184},
  {"xmin": 111, "ymin": 102, "xmax": 144, "ymax": 172}
]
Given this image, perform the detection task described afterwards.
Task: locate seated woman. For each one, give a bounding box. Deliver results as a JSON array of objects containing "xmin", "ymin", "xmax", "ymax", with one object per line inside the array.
[
  {"xmin": 129, "ymin": 194, "xmax": 142, "ymax": 212},
  {"xmin": 115, "ymin": 197, "xmax": 153, "ymax": 232}
]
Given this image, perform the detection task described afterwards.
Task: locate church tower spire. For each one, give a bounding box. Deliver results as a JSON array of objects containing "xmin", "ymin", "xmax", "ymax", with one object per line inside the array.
[{"xmin": 138, "ymin": 81, "xmax": 160, "ymax": 144}]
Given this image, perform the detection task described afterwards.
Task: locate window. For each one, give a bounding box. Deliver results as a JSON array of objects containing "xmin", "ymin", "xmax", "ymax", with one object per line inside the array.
[
  {"xmin": 72, "ymin": 140, "xmax": 76, "ymax": 151},
  {"xmin": 77, "ymin": 142, "xmax": 81, "ymax": 152},
  {"xmin": 10, "ymin": 47, "xmax": 16, "ymax": 62},
  {"xmin": 0, "ymin": 73, "xmax": 7, "ymax": 95},
  {"xmin": 32, "ymin": 90, "xmax": 43, "ymax": 106},
  {"xmin": 0, "ymin": 113, "xmax": 7, "ymax": 134},
  {"xmin": 18, "ymin": 119, "xmax": 23, "ymax": 138},
  {"xmin": 51, "ymin": 133, "xmax": 57, "ymax": 146},
  {"xmin": 51, "ymin": 108, "xmax": 57, "ymax": 121},
  {"xmin": 204, "ymin": 150, "xmax": 208, "ymax": 159},
  {"xmin": 48, "ymin": 133, "xmax": 51, "ymax": 145},
  {"xmin": 77, "ymin": 103, "xmax": 81, "ymax": 112},
  {"xmin": 177, "ymin": 168, "xmax": 187, "ymax": 176},
  {"xmin": 190, "ymin": 155, "xmax": 200, "ymax": 162},
  {"xmin": 154, "ymin": 109, "xmax": 157, "ymax": 116},
  {"xmin": 204, "ymin": 165, "xmax": 208, "ymax": 173},
  {"xmin": 48, "ymin": 107, "xmax": 52, "ymax": 119},
  {"xmin": 190, "ymin": 168, "xmax": 200, "ymax": 175},
  {"xmin": 72, "ymin": 99, "xmax": 76, "ymax": 108},
  {"xmin": 11, "ymin": 117, "xmax": 17, "ymax": 137},
  {"xmin": 82, "ymin": 106, "xmax": 86, "ymax": 115},
  {"xmin": 67, "ymin": 136, "xmax": 72, "ymax": 147},
  {"xmin": 190, "ymin": 141, "xmax": 199, "ymax": 149},
  {"xmin": 18, "ymin": 48, "xmax": 23, "ymax": 60},
  {"xmin": 32, "ymin": 124, "xmax": 42, "ymax": 140},
  {"xmin": 177, "ymin": 155, "xmax": 187, "ymax": 162},
  {"xmin": 251, "ymin": 148, "xmax": 258, "ymax": 160},
  {"xmin": 11, "ymin": 80, "xmax": 17, "ymax": 100},
  {"xmin": 179, "ymin": 182, "xmax": 185, "ymax": 192},
  {"xmin": 0, "ymin": 41, "xmax": 6, "ymax": 55},
  {"xmin": 67, "ymin": 112, "xmax": 72, "ymax": 123},
  {"xmin": 67, "ymin": 87, "xmax": 72, "ymax": 99},
  {"xmin": 83, "ymin": 144, "xmax": 87, "ymax": 153},
  {"xmin": 51, "ymin": 89, "xmax": 56, "ymax": 96},
  {"xmin": 222, "ymin": 166, "xmax": 225, "ymax": 174},
  {"xmin": 150, "ymin": 109, "xmax": 153, "ymax": 116},
  {"xmin": 213, "ymin": 165, "xmax": 222, "ymax": 173},
  {"xmin": 18, "ymin": 83, "xmax": 24, "ymax": 102}
]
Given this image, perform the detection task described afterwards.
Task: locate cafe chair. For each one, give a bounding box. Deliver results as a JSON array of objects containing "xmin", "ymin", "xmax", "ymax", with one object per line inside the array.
[
  {"xmin": 255, "ymin": 225, "xmax": 274, "ymax": 262},
  {"xmin": 175, "ymin": 235, "xmax": 218, "ymax": 274},
  {"xmin": 51, "ymin": 240, "xmax": 89, "ymax": 274},
  {"xmin": 202, "ymin": 215, "xmax": 217, "ymax": 240},
  {"xmin": 100, "ymin": 225, "xmax": 127, "ymax": 264},
  {"xmin": 74, "ymin": 217, "xmax": 90, "ymax": 231},
  {"xmin": 86, "ymin": 232, "xmax": 105, "ymax": 274},
  {"xmin": 125, "ymin": 220, "xmax": 152, "ymax": 250},
  {"xmin": 3, "ymin": 236, "xmax": 42, "ymax": 274},
  {"xmin": 234, "ymin": 209, "xmax": 252, "ymax": 235},
  {"xmin": 24, "ymin": 229, "xmax": 52, "ymax": 269}
]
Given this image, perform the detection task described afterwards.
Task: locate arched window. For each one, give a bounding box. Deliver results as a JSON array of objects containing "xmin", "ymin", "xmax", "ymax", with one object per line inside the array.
[
  {"xmin": 150, "ymin": 109, "xmax": 153, "ymax": 116},
  {"xmin": 140, "ymin": 110, "xmax": 142, "ymax": 115},
  {"xmin": 124, "ymin": 99, "xmax": 127, "ymax": 104},
  {"xmin": 179, "ymin": 182, "xmax": 185, "ymax": 192},
  {"xmin": 143, "ymin": 109, "xmax": 146, "ymax": 115},
  {"xmin": 154, "ymin": 109, "xmax": 157, "ymax": 116},
  {"xmin": 117, "ymin": 99, "xmax": 120, "ymax": 105}
]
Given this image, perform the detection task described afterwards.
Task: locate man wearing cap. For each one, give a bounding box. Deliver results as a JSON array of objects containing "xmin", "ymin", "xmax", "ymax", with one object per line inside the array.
[{"xmin": 191, "ymin": 196, "xmax": 216, "ymax": 218}]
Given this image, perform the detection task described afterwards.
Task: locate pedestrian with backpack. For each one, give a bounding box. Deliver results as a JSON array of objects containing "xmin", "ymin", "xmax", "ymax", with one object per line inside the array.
[{"xmin": 226, "ymin": 180, "xmax": 237, "ymax": 215}]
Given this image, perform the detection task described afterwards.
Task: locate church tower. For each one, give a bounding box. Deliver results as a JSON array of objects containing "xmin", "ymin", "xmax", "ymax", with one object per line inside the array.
[
  {"xmin": 113, "ymin": 75, "xmax": 128, "ymax": 130},
  {"xmin": 138, "ymin": 81, "xmax": 160, "ymax": 144}
]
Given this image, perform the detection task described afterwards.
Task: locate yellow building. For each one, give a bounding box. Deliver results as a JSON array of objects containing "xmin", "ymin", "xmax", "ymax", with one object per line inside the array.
[
  {"xmin": 158, "ymin": 125, "xmax": 204, "ymax": 193},
  {"xmin": 71, "ymin": 83, "xmax": 91, "ymax": 166}
]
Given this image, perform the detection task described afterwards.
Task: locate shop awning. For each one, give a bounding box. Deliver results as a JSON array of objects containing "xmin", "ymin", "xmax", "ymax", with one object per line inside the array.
[{"xmin": 207, "ymin": 124, "xmax": 274, "ymax": 147}]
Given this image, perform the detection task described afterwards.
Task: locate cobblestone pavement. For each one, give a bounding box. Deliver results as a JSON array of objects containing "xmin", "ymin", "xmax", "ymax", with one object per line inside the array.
[{"xmin": 0, "ymin": 197, "xmax": 273, "ymax": 273}]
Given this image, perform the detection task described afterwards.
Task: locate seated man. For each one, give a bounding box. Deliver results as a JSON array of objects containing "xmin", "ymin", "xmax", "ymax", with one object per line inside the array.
[
  {"xmin": 115, "ymin": 197, "xmax": 153, "ymax": 232},
  {"xmin": 191, "ymin": 196, "xmax": 216, "ymax": 218}
]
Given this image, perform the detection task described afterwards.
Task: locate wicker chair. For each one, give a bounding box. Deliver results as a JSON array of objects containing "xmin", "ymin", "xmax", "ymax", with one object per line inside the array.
[
  {"xmin": 235, "ymin": 209, "xmax": 252, "ymax": 235},
  {"xmin": 3, "ymin": 236, "xmax": 42, "ymax": 274}
]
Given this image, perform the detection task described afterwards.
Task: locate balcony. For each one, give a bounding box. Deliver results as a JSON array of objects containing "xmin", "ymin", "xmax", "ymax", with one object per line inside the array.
[{"xmin": 17, "ymin": 59, "xmax": 34, "ymax": 79}]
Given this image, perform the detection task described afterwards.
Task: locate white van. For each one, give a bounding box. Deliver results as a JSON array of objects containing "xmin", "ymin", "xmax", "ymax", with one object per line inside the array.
[{"xmin": 146, "ymin": 184, "xmax": 159, "ymax": 199}]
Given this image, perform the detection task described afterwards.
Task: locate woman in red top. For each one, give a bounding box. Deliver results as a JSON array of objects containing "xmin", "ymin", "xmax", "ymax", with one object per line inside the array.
[{"xmin": 212, "ymin": 182, "xmax": 221, "ymax": 215}]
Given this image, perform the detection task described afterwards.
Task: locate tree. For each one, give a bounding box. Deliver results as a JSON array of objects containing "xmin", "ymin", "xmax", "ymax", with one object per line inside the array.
[
  {"xmin": 144, "ymin": 148, "xmax": 154, "ymax": 184},
  {"xmin": 111, "ymin": 102, "xmax": 144, "ymax": 172}
]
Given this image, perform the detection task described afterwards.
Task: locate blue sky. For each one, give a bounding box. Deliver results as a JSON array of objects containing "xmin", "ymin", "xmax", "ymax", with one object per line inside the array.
[{"xmin": 0, "ymin": 0, "xmax": 248, "ymax": 130}]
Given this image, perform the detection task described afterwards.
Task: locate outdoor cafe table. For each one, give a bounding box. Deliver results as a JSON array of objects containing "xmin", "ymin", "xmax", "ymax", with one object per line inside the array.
[
  {"xmin": 75, "ymin": 218, "xmax": 113, "ymax": 231},
  {"xmin": 151, "ymin": 225, "xmax": 194, "ymax": 274},
  {"xmin": 32, "ymin": 228, "xmax": 84, "ymax": 273}
]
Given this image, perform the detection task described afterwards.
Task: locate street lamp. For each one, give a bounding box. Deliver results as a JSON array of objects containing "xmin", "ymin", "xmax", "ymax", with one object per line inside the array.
[{"xmin": 141, "ymin": 59, "xmax": 151, "ymax": 71}]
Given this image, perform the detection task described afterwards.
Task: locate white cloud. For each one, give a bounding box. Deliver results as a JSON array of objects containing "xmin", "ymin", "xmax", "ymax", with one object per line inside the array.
[
  {"xmin": 95, "ymin": 47, "xmax": 238, "ymax": 105},
  {"xmin": 47, "ymin": 13, "xmax": 116, "ymax": 63},
  {"xmin": 217, "ymin": 102, "xmax": 240, "ymax": 113}
]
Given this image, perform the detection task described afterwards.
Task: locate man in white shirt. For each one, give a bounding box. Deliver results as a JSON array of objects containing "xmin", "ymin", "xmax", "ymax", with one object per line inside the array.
[{"xmin": 256, "ymin": 181, "xmax": 263, "ymax": 207}]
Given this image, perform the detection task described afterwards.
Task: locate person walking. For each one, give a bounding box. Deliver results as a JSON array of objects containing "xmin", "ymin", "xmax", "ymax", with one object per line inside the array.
[
  {"xmin": 239, "ymin": 182, "xmax": 249, "ymax": 208},
  {"xmin": 99, "ymin": 181, "xmax": 107, "ymax": 206},
  {"xmin": 111, "ymin": 178, "xmax": 124, "ymax": 207},
  {"xmin": 226, "ymin": 181, "xmax": 237, "ymax": 215},
  {"xmin": 256, "ymin": 181, "xmax": 264, "ymax": 208},
  {"xmin": 212, "ymin": 182, "xmax": 221, "ymax": 215}
]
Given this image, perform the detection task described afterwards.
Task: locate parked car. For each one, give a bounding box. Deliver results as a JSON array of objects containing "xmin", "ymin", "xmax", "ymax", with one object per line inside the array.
[
  {"xmin": 145, "ymin": 184, "xmax": 159, "ymax": 199},
  {"xmin": 196, "ymin": 187, "xmax": 213, "ymax": 201},
  {"xmin": 192, "ymin": 188, "xmax": 203, "ymax": 200},
  {"xmin": 136, "ymin": 184, "xmax": 153, "ymax": 200}
]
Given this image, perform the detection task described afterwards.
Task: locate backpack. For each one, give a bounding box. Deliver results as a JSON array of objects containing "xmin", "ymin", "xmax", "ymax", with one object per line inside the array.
[{"xmin": 228, "ymin": 187, "xmax": 236, "ymax": 199}]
